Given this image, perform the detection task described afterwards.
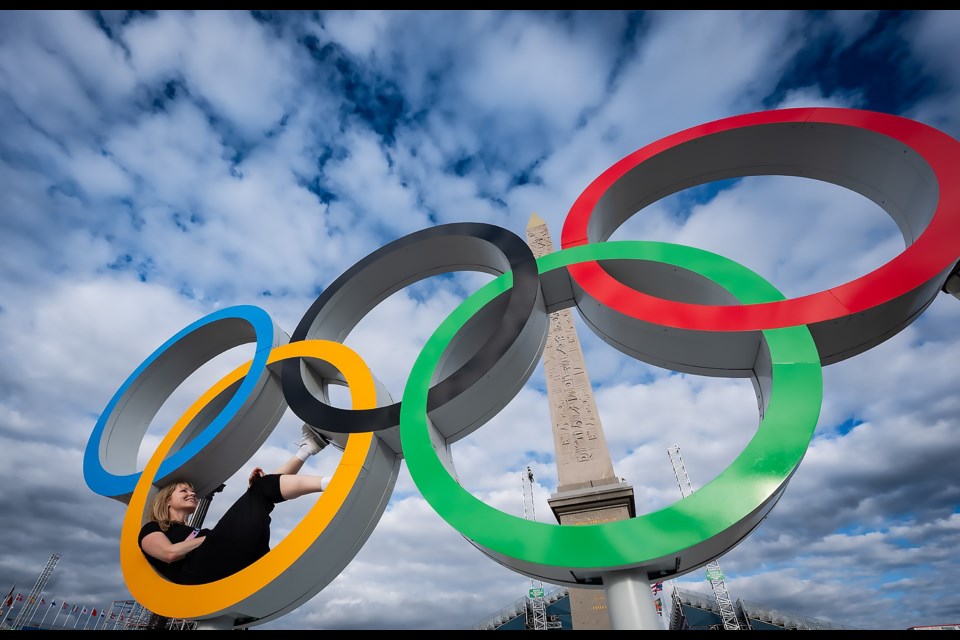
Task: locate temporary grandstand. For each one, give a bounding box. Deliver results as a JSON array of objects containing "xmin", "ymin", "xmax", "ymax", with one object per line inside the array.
[
  {"xmin": 472, "ymin": 586, "xmax": 571, "ymax": 630},
  {"xmin": 668, "ymin": 586, "xmax": 857, "ymax": 631},
  {"xmin": 472, "ymin": 584, "xmax": 858, "ymax": 630}
]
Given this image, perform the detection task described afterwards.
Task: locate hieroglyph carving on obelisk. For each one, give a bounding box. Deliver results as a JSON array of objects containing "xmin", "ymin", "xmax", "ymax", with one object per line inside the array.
[{"xmin": 525, "ymin": 213, "xmax": 618, "ymax": 491}]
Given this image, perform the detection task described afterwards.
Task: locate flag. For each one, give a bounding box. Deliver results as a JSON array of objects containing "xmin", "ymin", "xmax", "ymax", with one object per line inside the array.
[
  {"xmin": 50, "ymin": 600, "xmax": 57, "ymax": 607},
  {"xmin": 62, "ymin": 602, "xmax": 69, "ymax": 610},
  {"xmin": 16, "ymin": 594, "xmax": 24, "ymax": 602},
  {"xmin": 651, "ymin": 582, "xmax": 663, "ymax": 594},
  {"xmin": 2, "ymin": 584, "xmax": 14, "ymax": 607},
  {"xmin": 39, "ymin": 598, "xmax": 45, "ymax": 606},
  {"xmin": 72, "ymin": 605, "xmax": 79, "ymax": 613},
  {"xmin": 81, "ymin": 607, "xmax": 87, "ymax": 615},
  {"xmin": 91, "ymin": 608, "xmax": 97, "ymax": 617},
  {"xmin": 28, "ymin": 595, "xmax": 35, "ymax": 605}
]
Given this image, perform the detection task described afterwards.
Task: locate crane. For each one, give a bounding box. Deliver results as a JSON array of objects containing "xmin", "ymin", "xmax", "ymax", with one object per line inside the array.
[
  {"xmin": 667, "ymin": 445, "xmax": 741, "ymax": 630},
  {"xmin": 522, "ymin": 466, "xmax": 562, "ymax": 630}
]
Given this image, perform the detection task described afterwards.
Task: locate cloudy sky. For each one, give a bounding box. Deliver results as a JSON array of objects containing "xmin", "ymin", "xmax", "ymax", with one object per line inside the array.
[{"xmin": 1, "ymin": 9, "xmax": 959, "ymax": 631}]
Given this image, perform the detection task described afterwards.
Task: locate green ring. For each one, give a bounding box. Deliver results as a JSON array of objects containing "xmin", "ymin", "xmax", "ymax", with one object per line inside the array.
[{"xmin": 401, "ymin": 241, "xmax": 822, "ymax": 573}]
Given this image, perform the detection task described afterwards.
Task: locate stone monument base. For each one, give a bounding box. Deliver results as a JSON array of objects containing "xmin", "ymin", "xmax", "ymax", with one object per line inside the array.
[{"xmin": 548, "ymin": 479, "xmax": 636, "ymax": 630}]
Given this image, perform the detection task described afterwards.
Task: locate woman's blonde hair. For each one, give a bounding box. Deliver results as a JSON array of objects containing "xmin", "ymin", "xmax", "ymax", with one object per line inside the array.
[{"xmin": 148, "ymin": 480, "xmax": 195, "ymax": 532}]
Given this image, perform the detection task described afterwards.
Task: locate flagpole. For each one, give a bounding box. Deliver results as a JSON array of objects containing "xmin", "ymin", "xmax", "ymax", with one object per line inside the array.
[
  {"xmin": 0, "ymin": 584, "xmax": 14, "ymax": 628},
  {"xmin": 38, "ymin": 601, "xmax": 54, "ymax": 628},
  {"xmin": 24, "ymin": 598, "xmax": 41, "ymax": 629},
  {"xmin": 0, "ymin": 599, "xmax": 15, "ymax": 629},
  {"xmin": 51, "ymin": 603, "xmax": 66, "ymax": 629},
  {"xmin": 82, "ymin": 608, "xmax": 92, "ymax": 631},
  {"xmin": 74, "ymin": 608, "xmax": 85, "ymax": 629},
  {"xmin": 104, "ymin": 603, "xmax": 117, "ymax": 630}
]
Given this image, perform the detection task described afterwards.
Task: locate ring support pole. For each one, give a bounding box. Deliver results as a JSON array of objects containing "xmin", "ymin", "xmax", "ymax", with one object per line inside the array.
[
  {"xmin": 194, "ymin": 616, "xmax": 234, "ymax": 630},
  {"xmin": 602, "ymin": 569, "xmax": 661, "ymax": 630}
]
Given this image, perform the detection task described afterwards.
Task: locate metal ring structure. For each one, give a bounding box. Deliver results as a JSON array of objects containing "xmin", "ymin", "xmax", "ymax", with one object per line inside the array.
[
  {"xmin": 87, "ymin": 107, "xmax": 960, "ymax": 624},
  {"xmin": 84, "ymin": 305, "xmax": 288, "ymax": 502},
  {"xmin": 401, "ymin": 241, "xmax": 822, "ymax": 587},
  {"xmin": 120, "ymin": 340, "xmax": 400, "ymax": 626},
  {"xmin": 561, "ymin": 107, "xmax": 960, "ymax": 370},
  {"xmin": 281, "ymin": 222, "xmax": 547, "ymax": 452}
]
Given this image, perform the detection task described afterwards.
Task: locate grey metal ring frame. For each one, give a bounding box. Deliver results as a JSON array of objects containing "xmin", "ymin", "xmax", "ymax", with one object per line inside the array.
[{"xmin": 281, "ymin": 222, "xmax": 547, "ymax": 450}]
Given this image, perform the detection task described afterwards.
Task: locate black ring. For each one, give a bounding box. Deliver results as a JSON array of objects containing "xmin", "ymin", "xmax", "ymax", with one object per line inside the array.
[{"xmin": 281, "ymin": 222, "xmax": 541, "ymax": 433}]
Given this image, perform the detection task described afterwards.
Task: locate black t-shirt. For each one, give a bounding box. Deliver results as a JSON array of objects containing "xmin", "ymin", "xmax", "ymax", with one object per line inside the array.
[
  {"xmin": 138, "ymin": 521, "xmax": 210, "ymax": 584},
  {"xmin": 137, "ymin": 475, "xmax": 282, "ymax": 585}
]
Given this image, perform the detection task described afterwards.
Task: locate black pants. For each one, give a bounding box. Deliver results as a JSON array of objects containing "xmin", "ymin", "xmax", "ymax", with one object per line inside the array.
[{"xmin": 180, "ymin": 474, "xmax": 286, "ymax": 585}]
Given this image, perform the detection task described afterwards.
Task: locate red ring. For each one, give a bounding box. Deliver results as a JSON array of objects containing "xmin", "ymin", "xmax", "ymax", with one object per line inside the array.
[{"xmin": 561, "ymin": 107, "xmax": 960, "ymax": 331}]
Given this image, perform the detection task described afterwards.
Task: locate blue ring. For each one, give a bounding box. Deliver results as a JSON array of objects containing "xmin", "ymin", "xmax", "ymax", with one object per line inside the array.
[{"xmin": 83, "ymin": 305, "xmax": 276, "ymax": 499}]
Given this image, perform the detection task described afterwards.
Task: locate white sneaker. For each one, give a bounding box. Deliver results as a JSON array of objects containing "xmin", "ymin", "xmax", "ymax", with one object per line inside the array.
[{"xmin": 299, "ymin": 424, "xmax": 330, "ymax": 456}]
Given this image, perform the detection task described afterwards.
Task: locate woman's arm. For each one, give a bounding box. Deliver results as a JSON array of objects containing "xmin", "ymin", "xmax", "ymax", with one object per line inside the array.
[{"xmin": 140, "ymin": 530, "xmax": 206, "ymax": 564}]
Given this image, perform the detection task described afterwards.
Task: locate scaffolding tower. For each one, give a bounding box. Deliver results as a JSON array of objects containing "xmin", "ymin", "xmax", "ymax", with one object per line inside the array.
[
  {"xmin": 521, "ymin": 467, "xmax": 561, "ymax": 630},
  {"xmin": 667, "ymin": 445, "xmax": 741, "ymax": 631},
  {"xmin": 98, "ymin": 600, "xmax": 151, "ymax": 630},
  {"xmin": 11, "ymin": 552, "xmax": 60, "ymax": 630}
]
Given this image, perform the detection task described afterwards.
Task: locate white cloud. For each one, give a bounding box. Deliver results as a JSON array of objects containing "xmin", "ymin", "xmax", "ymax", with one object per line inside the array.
[
  {"xmin": 458, "ymin": 12, "xmax": 616, "ymax": 133},
  {"xmin": 321, "ymin": 10, "xmax": 393, "ymax": 60},
  {"xmin": 1, "ymin": 9, "xmax": 958, "ymax": 632}
]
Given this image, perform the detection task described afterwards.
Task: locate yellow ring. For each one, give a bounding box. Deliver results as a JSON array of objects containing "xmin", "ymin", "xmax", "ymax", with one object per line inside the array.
[{"xmin": 120, "ymin": 340, "xmax": 376, "ymax": 619}]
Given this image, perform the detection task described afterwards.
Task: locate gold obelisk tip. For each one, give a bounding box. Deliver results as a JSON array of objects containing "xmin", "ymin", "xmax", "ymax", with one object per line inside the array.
[{"xmin": 527, "ymin": 212, "xmax": 547, "ymax": 229}]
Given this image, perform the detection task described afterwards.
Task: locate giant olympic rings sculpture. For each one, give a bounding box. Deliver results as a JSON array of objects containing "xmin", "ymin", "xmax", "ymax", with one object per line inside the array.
[{"xmin": 85, "ymin": 107, "xmax": 960, "ymax": 626}]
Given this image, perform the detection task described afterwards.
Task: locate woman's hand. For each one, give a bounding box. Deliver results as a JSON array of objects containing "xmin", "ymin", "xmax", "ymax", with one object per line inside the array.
[{"xmin": 248, "ymin": 467, "xmax": 265, "ymax": 487}]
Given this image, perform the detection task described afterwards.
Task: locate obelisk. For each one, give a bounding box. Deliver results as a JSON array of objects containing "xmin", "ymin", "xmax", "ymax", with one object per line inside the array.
[{"xmin": 526, "ymin": 213, "xmax": 636, "ymax": 630}]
